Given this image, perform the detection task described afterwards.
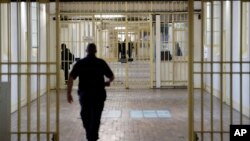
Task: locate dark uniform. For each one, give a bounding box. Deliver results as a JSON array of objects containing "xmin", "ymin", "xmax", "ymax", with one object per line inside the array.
[
  {"xmin": 69, "ymin": 54, "xmax": 114, "ymax": 141},
  {"xmin": 61, "ymin": 44, "xmax": 74, "ymax": 83}
]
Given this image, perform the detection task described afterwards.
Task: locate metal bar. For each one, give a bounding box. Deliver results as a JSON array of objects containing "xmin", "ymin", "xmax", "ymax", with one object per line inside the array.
[
  {"xmin": 193, "ymin": 61, "xmax": 250, "ymax": 63},
  {"xmin": 162, "ymin": 14, "xmax": 166, "ymax": 85},
  {"xmin": 0, "ymin": 73, "xmax": 57, "ymax": 75},
  {"xmin": 193, "ymin": 72, "xmax": 250, "ymax": 74},
  {"xmin": 188, "ymin": 0, "xmax": 194, "ymax": 141},
  {"xmin": 201, "ymin": 0, "xmax": 204, "ymax": 140},
  {"xmin": 155, "ymin": 14, "xmax": 161, "ymax": 88},
  {"xmin": 0, "ymin": 62, "xmax": 56, "ymax": 64},
  {"xmin": 12, "ymin": 131, "xmax": 57, "ymax": 134},
  {"xmin": 7, "ymin": 6, "xmax": 12, "ymax": 133},
  {"xmin": 210, "ymin": 2, "xmax": 214, "ymax": 141},
  {"xmin": 59, "ymin": 11, "xmax": 200, "ymax": 16},
  {"xmin": 239, "ymin": 0, "xmax": 243, "ymax": 124},
  {"xmin": 220, "ymin": 1, "xmax": 224, "ymax": 141},
  {"xmin": 17, "ymin": 2, "xmax": 21, "ymax": 141},
  {"xmin": 37, "ymin": 2, "xmax": 41, "ymax": 140},
  {"xmin": 150, "ymin": 14, "xmax": 153, "ymax": 88},
  {"xmin": 55, "ymin": 0, "xmax": 60, "ymax": 140},
  {"xmin": 0, "ymin": 3, "xmax": 2, "ymax": 82},
  {"xmin": 99, "ymin": 18, "xmax": 102, "ymax": 58},
  {"xmin": 125, "ymin": 15, "xmax": 128, "ymax": 89},
  {"xmin": 230, "ymin": 0, "xmax": 233, "ymax": 125},
  {"xmin": 26, "ymin": 1, "xmax": 31, "ymax": 141},
  {"xmin": 46, "ymin": 3, "xmax": 51, "ymax": 141},
  {"xmin": 172, "ymin": 14, "xmax": 175, "ymax": 85},
  {"xmin": 195, "ymin": 131, "xmax": 230, "ymax": 133}
]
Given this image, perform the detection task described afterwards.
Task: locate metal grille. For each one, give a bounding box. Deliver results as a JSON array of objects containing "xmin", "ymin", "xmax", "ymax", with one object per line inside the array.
[
  {"xmin": 153, "ymin": 13, "xmax": 188, "ymax": 87},
  {"xmin": 2, "ymin": 1, "xmax": 250, "ymax": 141},
  {"xmin": 0, "ymin": 1, "xmax": 60, "ymax": 141},
  {"xmin": 191, "ymin": 1, "xmax": 250, "ymax": 141},
  {"xmin": 59, "ymin": 1, "xmax": 188, "ymax": 13},
  {"xmin": 60, "ymin": 13, "xmax": 152, "ymax": 89}
]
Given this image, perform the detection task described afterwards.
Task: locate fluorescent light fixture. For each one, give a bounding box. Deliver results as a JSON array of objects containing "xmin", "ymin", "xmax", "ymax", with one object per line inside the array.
[
  {"xmin": 95, "ymin": 15, "xmax": 125, "ymax": 18},
  {"xmin": 115, "ymin": 26, "xmax": 126, "ymax": 30}
]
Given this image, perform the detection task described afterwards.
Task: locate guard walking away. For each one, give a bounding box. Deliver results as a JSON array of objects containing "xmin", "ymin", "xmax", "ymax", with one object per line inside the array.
[{"xmin": 67, "ymin": 43, "xmax": 114, "ymax": 141}]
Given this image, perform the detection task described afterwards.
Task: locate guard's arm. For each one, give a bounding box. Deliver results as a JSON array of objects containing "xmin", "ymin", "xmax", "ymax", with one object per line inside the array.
[
  {"xmin": 105, "ymin": 75, "xmax": 114, "ymax": 87},
  {"xmin": 67, "ymin": 76, "xmax": 74, "ymax": 103}
]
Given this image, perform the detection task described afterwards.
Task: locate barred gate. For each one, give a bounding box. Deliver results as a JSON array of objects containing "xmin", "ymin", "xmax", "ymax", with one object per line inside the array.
[
  {"xmin": 153, "ymin": 13, "xmax": 188, "ymax": 87},
  {"xmin": 0, "ymin": 1, "xmax": 60, "ymax": 141},
  {"xmin": 191, "ymin": 1, "xmax": 250, "ymax": 141},
  {"xmin": 3, "ymin": 1, "xmax": 249, "ymax": 141},
  {"xmin": 59, "ymin": 13, "xmax": 152, "ymax": 89}
]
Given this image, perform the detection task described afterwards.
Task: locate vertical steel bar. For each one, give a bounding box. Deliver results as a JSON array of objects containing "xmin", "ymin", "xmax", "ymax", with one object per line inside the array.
[
  {"xmin": 155, "ymin": 14, "xmax": 161, "ymax": 88},
  {"xmin": 239, "ymin": 0, "xmax": 243, "ymax": 124},
  {"xmin": 162, "ymin": 14, "xmax": 165, "ymax": 85},
  {"xmin": 26, "ymin": 1, "xmax": 31, "ymax": 141},
  {"xmin": 0, "ymin": 3, "xmax": 2, "ymax": 82},
  {"xmin": 172, "ymin": 14, "xmax": 175, "ymax": 85},
  {"xmin": 17, "ymin": 1, "xmax": 21, "ymax": 141},
  {"xmin": 7, "ymin": 8, "xmax": 12, "ymax": 140},
  {"xmin": 201, "ymin": 0, "xmax": 204, "ymax": 140},
  {"xmin": 80, "ymin": 20, "xmax": 82, "ymax": 58},
  {"xmin": 230, "ymin": 0, "xmax": 233, "ymax": 125},
  {"xmin": 55, "ymin": 0, "xmax": 60, "ymax": 140},
  {"xmin": 150, "ymin": 14, "xmax": 153, "ymax": 88},
  {"xmin": 220, "ymin": 1, "xmax": 224, "ymax": 140},
  {"xmin": 210, "ymin": 1, "xmax": 214, "ymax": 141},
  {"xmin": 99, "ymin": 18, "xmax": 102, "ymax": 58},
  {"xmin": 46, "ymin": 3, "xmax": 51, "ymax": 141},
  {"xmin": 125, "ymin": 14, "xmax": 129, "ymax": 89},
  {"xmin": 37, "ymin": 2, "xmax": 41, "ymax": 140},
  {"xmin": 172, "ymin": 15, "xmax": 175, "ymax": 85},
  {"xmin": 188, "ymin": 0, "xmax": 194, "ymax": 141}
]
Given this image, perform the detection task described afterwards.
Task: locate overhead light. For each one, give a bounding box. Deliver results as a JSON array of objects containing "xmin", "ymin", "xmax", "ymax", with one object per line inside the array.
[
  {"xmin": 115, "ymin": 26, "xmax": 126, "ymax": 30},
  {"xmin": 95, "ymin": 15, "xmax": 125, "ymax": 18}
]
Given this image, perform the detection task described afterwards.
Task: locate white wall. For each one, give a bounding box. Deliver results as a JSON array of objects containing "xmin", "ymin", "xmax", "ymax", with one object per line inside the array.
[
  {"xmin": 0, "ymin": 3, "xmax": 51, "ymax": 112},
  {"xmin": 204, "ymin": 1, "xmax": 250, "ymax": 116},
  {"xmin": 193, "ymin": 13, "xmax": 202, "ymax": 88}
]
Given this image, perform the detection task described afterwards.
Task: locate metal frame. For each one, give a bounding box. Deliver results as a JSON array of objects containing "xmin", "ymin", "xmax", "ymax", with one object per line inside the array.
[
  {"xmin": 0, "ymin": 1, "xmax": 60, "ymax": 141},
  {"xmin": 193, "ymin": 1, "xmax": 250, "ymax": 141}
]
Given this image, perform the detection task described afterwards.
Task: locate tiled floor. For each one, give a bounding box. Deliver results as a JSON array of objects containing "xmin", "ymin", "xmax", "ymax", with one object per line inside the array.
[
  {"xmin": 58, "ymin": 88, "xmax": 188, "ymax": 141},
  {"xmin": 11, "ymin": 88, "xmax": 250, "ymax": 141}
]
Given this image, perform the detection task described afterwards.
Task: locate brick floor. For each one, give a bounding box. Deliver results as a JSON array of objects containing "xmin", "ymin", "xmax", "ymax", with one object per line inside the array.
[
  {"xmin": 59, "ymin": 88, "xmax": 189, "ymax": 141},
  {"xmin": 11, "ymin": 88, "xmax": 250, "ymax": 141}
]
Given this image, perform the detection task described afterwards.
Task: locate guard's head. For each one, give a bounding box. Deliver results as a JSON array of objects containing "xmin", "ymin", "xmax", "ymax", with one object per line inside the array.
[
  {"xmin": 86, "ymin": 43, "xmax": 97, "ymax": 55},
  {"xmin": 61, "ymin": 43, "xmax": 66, "ymax": 50}
]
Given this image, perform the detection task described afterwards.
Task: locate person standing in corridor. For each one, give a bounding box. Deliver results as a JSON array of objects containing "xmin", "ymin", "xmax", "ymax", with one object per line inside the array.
[
  {"xmin": 66, "ymin": 43, "xmax": 114, "ymax": 141},
  {"xmin": 61, "ymin": 43, "xmax": 75, "ymax": 84}
]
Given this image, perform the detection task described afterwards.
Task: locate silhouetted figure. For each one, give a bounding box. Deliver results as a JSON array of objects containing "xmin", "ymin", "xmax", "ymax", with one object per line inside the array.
[
  {"xmin": 67, "ymin": 43, "xmax": 114, "ymax": 141},
  {"xmin": 121, "ymin": 41, "xmax": 126, "ymax": 59},
  {"xmin": 127, "ymin": 41, "xmax": 133, "ymax": 61},
  {"xmin": 175, "ymin": 42, "xmax": 183, "ymax": 56},
  {"xmin": 61, "ymin": 43, "xmax": 74, "ymax": 84},
  {"xmin": 118, "ymin": 42, "xmax": 122, "ymax": 60},
  {"xmin": 119, "ymin": 39, "xmax": 134, "ymax": 62},
  {"xmin": 161, "ymin": 50, "xmax": 172, "ymax": 61}
]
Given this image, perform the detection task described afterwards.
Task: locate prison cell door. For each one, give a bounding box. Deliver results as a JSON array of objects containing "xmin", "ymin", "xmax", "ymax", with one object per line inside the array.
[{"xmin": 0, "ymin": 1, "xmax": 60, "ymax": 141}]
